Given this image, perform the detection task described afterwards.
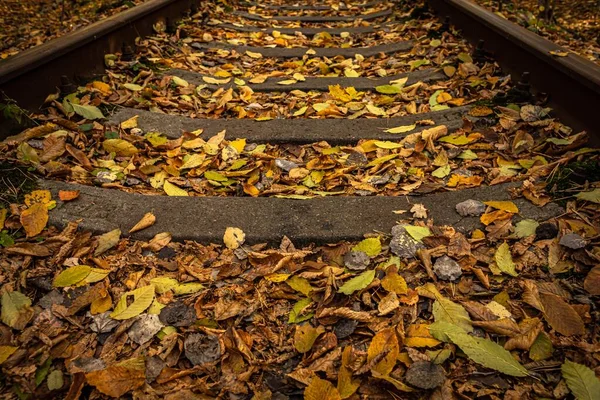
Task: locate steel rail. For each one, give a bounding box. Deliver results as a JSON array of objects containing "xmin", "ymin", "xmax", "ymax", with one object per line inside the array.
[
  {"xmin": 0, "ymin": 0, "xmax": 195, "ymax": 112},
  {"xmin": 427, "ymin": 0, "xmax": 600, "ymax": 142}
]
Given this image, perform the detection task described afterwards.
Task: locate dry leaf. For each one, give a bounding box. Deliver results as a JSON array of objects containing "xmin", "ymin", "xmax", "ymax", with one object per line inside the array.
[{"xmin": 129, "ymin": 212, "xmax": 156, "ymax": 233}]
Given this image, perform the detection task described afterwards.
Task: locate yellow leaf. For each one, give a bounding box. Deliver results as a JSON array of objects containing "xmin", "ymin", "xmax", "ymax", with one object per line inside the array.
[
  {"xmin": 223, "ymin": 227, "xmax": 245, "ymax": 249},
  {"xmin": 150, "ymin": 277, "xmax": 178, "ymax": 294},
  {"xmin": 173, "ymin": 282, "xmax": 204, "ymax": 295},
  {"xmin": 103, "ymin": 139, "xmax": 138, "ymax": 157},
  {"xmin": 229, "ymin": 138, "xmax": 246, "ymax": 153},
  {"xmin": 24, "ymin": 190, "xmax": 52, "ymax": 207},
  {"xmin": 405, "ymin": 324, "xmax": 441, "ymax": 347},
  {"xmin": 366, "ymin": 104, "xmax": 386, "ymax": 116},
  {"xmin": 484, "ymin": 201, "xmax": 519, "ymax": 213},
  {"xmin": 180, "ymin": 154, "xmax": 205, "ymax": 170},
  {"xmin": 367, "ymin": 327, "xmax": 399, "ymax": 375},
  {"xmin": 95, "ymin": 229, "xmax": 121, "ymax": 256},
  {"xmin": 171, "ymin": 76, "xmax": 189, "ymax": 87},
  {"xmin": 110, "ymin": 285, "xmax": 155, "ymax": 320},
  {"xmin": 129, "ymin": 212, "xmax": 156, "ymax": 233},
  {"xmin": 53, "ymin": 265, "xmax": 92, "ymax": 287},
  {"xmin": 374, "ymin": 141, "xmax": 403, "ymax": 149},
  {"xmin": 286, "ymin": 276, "xmax": 313, "ymax": 296},
  {"xmin": 92, "ymin": 81, "xmax": 111, "ymax": 94},
  {"xmin": 304, "ymin": 376, "xmax": 341, "ymax": 400},
  {"xmin": 337, "ymin": 346, "xmax": 360, "ymax": 398},
  {"xmin": 293, "ymin": 106, "xmax": 308, "ymax": 116},
  {"xmin": 277, "ymin": 79, "xmax": 297, "ymax": 85},
  {"xmin": 245, "ymin": 50, "xmax": 263, "ymax": 59},
  {"xmin": 120, "ymin": 115, "xmax": 138, "ymax": 129},
  {"xmin": 495, "ymin": 242, "xmax": 518, "ymax": 277},
  {"xmin": 203, "ymin": 76, "xmax": 231, "ymax": 85},
  {"xmin": 20, "ymin": 203, "xmax": 48, "ymax": 237},
  {"xmin": 293, "ymin": 73, "xmax": 306, "ymax": 81},
  {"xmin": 163, "ymin": 181, "xmax": 188, "ymax": 196},
  {"xmin": 90, "ymin": 293, "xmax": 112, "ymax": 314},
  {"xmin": 344, "ymin": 68, "xmax": 359, "ymax": 77},
  {"xmin": 249, "ymin": 75, "xmax": 268, "ymax": 84},
  {"xmin": 0, "ymin": 346, "xmax": 18, "ymax": 364},
  {"xmin": 294, "ymin": 324, "xmax": 325, "ymax": 353},
  {"xmin": 381, "ymin": 269, "xmax": 408, "ymax": 295},
  {"xmin": 265, "ymin": 273, "xmax": 291, "ymax": 282},
  {"xmin": 84, "ymin": 268, "xmax": 110, "ymax": 284},
  {"xmin": 384, "ymin": 124, "xmax": 415, "ymax": 134}
]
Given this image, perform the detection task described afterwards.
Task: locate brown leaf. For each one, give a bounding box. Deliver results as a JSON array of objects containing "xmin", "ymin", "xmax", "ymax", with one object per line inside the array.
[
  {"xmin": 5, "ymin": 243, "xmax": 50, "ymax": 257},
  {"xmin": 504, "ymin": 318, "xmax": 543, "ymax": 351},
  {"xmin": 317, "ymin": 307, "xmax": 373, "ymax": 323},
  {"xmin": 521, "ymin": 280, "xmax": 544, "ymax": 311},
  {"xmin": 539, "ymin": 293, "xmax": 585, "ymax": 336},
  {"xmin": 129, "ymin": 212, "xmax": 156, "ymax": 233},
  {"xmin": 294, "ymin": 324, "xmax": 325, "ymax": 353},
  {"xmin": 472, "ymin": 318, "xmax": 521, "ymax": 337},
  {"xmin": 65, "ymin": 144, "xmax": 92, "ymax": 170},
  {"xmin": 40, "ymin": 135, "xmax": 66, "ymax": 162},
  {"xmin": 85, "ymin": 358, "xmax": 145, "ymax": 398},
  {"xmin": 20, "ymin": 203, "xmax": 48, "ymax": 237},
  {"xmin": 583, "ymin": 266, "xmax": 600, "ymax": 295},
  {"xmin": 337, "ymin": 346, "xmax": 360, "ymax": 398}
]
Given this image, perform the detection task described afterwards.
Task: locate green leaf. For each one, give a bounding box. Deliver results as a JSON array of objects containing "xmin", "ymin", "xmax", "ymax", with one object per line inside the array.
[
  {"xmin": 0, "ymin": 231, "xmax": 15, "ymax": 247},
  {"xmin": 561, "ymin": 360, "xmax": 600, "ymax": 400},
  {"xmin": 110, "ymin": 285, "xmax": 155, "ymax": 320},
  {"xmin": 204, "ymin": 171, "xmax": 227, "ymax": 182},
  {"xmin": 53, "ymin": 265, "xmax": 92, "ymax": 287},
  {"xmin": 286, "ymin": 276, "xmax": 313, "ymax": 296},
  {"xmin": 352, "ymin": 237, "xmax": 381, "ymax": 257},
  {"xmin": 432, "ymin": 298, "xmax": 473, "ymax": 334},
  {"xmin": 123, "ymin": 83, "xmax": 143, "ymax": 91},
  {"xmin": 71, "ymin": 104, "xmax": 104, "ymax": 120},
  {"xmin": 375, "ymin": 85, "xmax": 402, "ymax": 94},
  {"xmin": 458, "ymin": 53, "xmax": 473, "ymax": 63},
  {"xmin": 529, "ymin": 332, "xmax": 553, "ymax": 361},
  {"xmin": 35, "ymin": 358, "xmax": 52, "ymax": 386},
  {"xmin": 494, "ymin": 242, "xmax": 518, "ymax": 276},
  {"xmin": 575, "ymin": 189, "xmax": 600, "ymax": 204},
  {"xmin": 429, "ymin": 321, "xmax": 466, "ymax": 342},
  {"xmin": 171, "ymin": 76, "xmax": 189, "ymax": 87},
  {"xmin": 47, "ymin": 370, "xmax": 64, "ymax": 391},
  {"xmin": 429, "ymin": 90, "xmax": 443, "ymax": 107},
  {"xmin": 1, "ymin": 291, "xmax": 33, "ymax": 330},
  {"xmin": 145, "ymin": 132, "xmax": 168, "ymax": 147},
  {"xmin": 457, "ymin": 150, "xmax": 478, "ymax": 160},
  {"xmin": 432, "ymin": 165, "xmax": 451, "ymax": 178},
  {"xmin": 514, "ymin": 219, "xmax": 539, "ymax": 238},
  {"xmin": 404, "ymin": 225, "xmax": 431, "ymax": 242},
  {"xmin": 446, "ymin": 328, "xmax": 528, "ymax": 377},
  {"xmin": 338, "ymin": 269, "xmax": 376, "ymax": 295},
  {"xmin": 288, "ymin": 298, "xmax": 313, "ymax": 324}
]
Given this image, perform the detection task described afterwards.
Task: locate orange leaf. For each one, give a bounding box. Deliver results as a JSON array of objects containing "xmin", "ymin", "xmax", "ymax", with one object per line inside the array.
[
  {"xmin": 367, "ymin": 327, "xmax": 399, "ymax": 376},
  {"xmin": 20, "ymin": 203, "xmax": 48, "ymax": 237},
  {"xmin": 85, "ymin": 358, "xmax": 145, "ymax": 398},
  {"xmin": 59, "ymin": 190, "xmax": 80, "ymax": 201}
]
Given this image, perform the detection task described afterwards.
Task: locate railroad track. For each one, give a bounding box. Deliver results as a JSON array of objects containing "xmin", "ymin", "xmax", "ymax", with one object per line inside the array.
[{"xmin": 0, "ymin": 0, "xmax": 599, "ymax": 398}]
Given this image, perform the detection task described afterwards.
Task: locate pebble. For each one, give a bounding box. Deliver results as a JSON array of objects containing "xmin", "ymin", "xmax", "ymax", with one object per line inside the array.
[
  {"xmin": 390, "ymin": 225, "xmax": 424, "ymax": 259},
  {"xmin": 559, "ymin": 233, "xmax": 587, "ymax": 249},
  {"xmin": 344, "ymin": 250, "xmax": 370, "ymax": 271},
  {"xmin": 275, "ymin": 159, "xmax": 298, "ymax": 172},
  {"xmin": 455, "ymin": 199, "xmax": 486, "ymax": 217},
  {"xmin": 433, "ymin": 255, "xmax": 462, "ymax": 281}
]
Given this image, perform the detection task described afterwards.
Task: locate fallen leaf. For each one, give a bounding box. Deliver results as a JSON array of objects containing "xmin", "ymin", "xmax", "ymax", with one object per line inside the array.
[
  {"xmin": 561, "ymin": 360, "xmax": 600, "ymax": 400},
  {"xmin": 539, "ymin": 292, "xmax": 585, "ymax": 336},
  {"xmin": 338, "ymin": 269, "xmax": 375, "ymax": 295},
  {"xmin": 163, "ymin": 181, "xmax": 188, "ymax": 196},
  {"xmin": 294, "ymin": 324, "xmax": 325, "ymax": 353},
  {"xmin": 95, "ymin": 229, "xmax": 121, "ymax": 256},
  {"xmin": 367, "ymin": 327, "xmax": 399, "ymax": 375},
  {"xmin": 129, "ymin": 212, "xmax": 156, "ymax": 233},
  {"xmin": 1, "ymin": 291, "xmax": 33, "ymax": 330},
  {"xmin": 304, "ymin": 376, "xmax": 341, "ymax": 400},
  {"xmin": 223, "ymin": 227, "xmax": 245, "ymax": 249},
  {"xmin": 495, "ymin": 242, "xmax": 518, "ymax": 277},
  {"xmin": 20, "ymin": 203, "xmax": 48, "ymax": 237},
  {"xmin": 58, "ymin": 190, "xmax": 80, "ymax": 201},
  {"xmin": 110, "ymin": 285, "xmax": 155, "ymax": 320},
  {"xmin": 86, "ymin": 357, "xmax": 145, "ymax": 397}
]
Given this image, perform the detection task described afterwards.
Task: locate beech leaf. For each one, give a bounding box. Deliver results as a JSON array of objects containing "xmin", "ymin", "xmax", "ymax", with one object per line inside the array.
[
  {"xmin": 338, "ymin": 270, "xmax": 375, "ymax": 295},
  {"xmin": 110, "ymin": 285, "xmax": 155, "ymax": 320},
  {"xmin": 494, "ymin": 242, "xmax": 518, "ymax": 276},
  {"xmin": 561, "ymin": 360, "xmax": 600, "ymax": 400}
]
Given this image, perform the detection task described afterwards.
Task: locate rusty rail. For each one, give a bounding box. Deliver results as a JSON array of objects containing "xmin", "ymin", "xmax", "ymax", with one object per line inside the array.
[
  {"xmin": 427, "ymin": 0, "xmax": 600, "ymax": 143},
  {"xmin": 0, "ymin": 0, "xmax": 195, "ymax": 112}
]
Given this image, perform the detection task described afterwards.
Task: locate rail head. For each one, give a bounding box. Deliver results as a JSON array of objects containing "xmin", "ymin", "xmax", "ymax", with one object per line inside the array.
[{"xmin": 431, "ymin": 0, "xmax": 600, "ymax": 94}]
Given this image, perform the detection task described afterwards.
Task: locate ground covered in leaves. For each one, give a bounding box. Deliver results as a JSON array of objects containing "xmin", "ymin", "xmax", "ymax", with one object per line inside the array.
[
  {"xmin": 1, "ymin": 0, "xmax": 600, "ymax": 398},
  {"xmin": 0, "ymin": 180, "xmax": 599, "ymax": 399},
  {"xmin": 0, "ymin": 0, "xmax": 147, "ymax": 60},
  {"xmin": 476, "ymin": 0, "xmax": 600, "ymax": 65}
]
